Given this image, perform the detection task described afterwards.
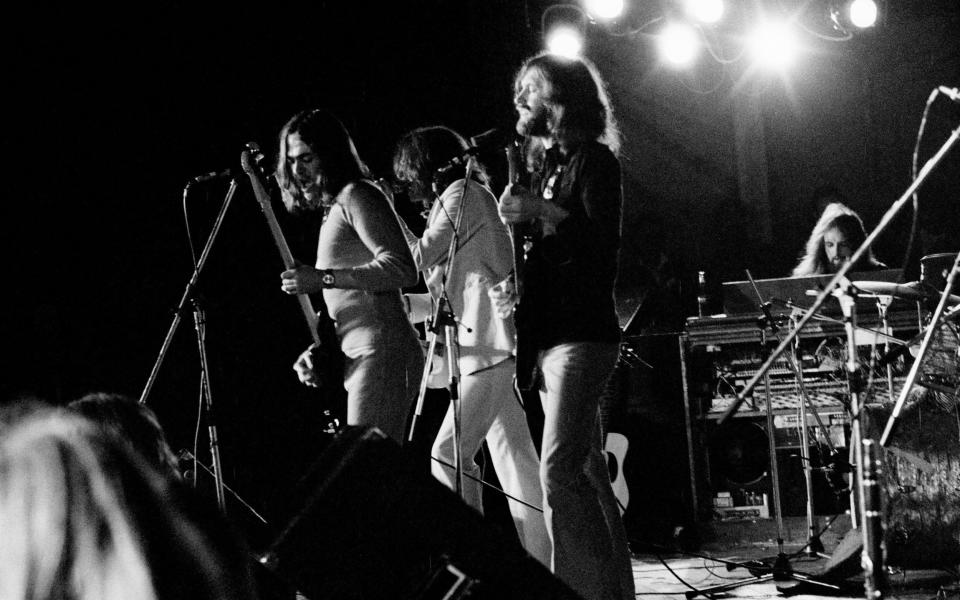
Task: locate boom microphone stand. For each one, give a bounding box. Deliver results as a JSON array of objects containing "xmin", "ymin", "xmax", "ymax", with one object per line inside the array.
[
  {"xmin": 140, "ymin": 176, "xmax": 238, "ymax": 512},
  {"xmin": 407, "ymin": 157, "xmax": 477, "ymax": 499}
]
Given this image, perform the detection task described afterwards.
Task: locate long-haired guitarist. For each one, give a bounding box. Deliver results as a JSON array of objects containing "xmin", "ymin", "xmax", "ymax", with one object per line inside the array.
[
  {"xmin": 391, "ymin": 125, "xmax": 550, "ymax": 567},
  {"xmin": 489, "ymin": 52, "xmax": 634, "ymax": 600},
  {"xmin": 276, "ymin": 108, "xmax": 423, "ymax": 444}
]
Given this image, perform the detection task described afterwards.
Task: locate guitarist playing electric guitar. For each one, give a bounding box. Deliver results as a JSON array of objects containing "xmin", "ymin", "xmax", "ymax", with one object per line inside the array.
[{"xmin": 490, "ymin": 52, "xmax": 634, "ymax": 599}]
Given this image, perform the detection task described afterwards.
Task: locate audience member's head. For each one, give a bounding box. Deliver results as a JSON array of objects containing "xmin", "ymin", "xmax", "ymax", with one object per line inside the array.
[
  {"xmin": 68, "ymin": 391, "xmax": 181, "ymax": 481},
  {"xmin": 0, "ymin": 410, "xmax": 256, "ymax": 600},
  {"xmin": 0, "ymin": 394, "xmax": 52, "ymax": 433}
]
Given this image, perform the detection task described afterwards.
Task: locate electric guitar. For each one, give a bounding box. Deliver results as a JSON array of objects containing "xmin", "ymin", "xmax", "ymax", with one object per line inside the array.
[
  {"xmin": 503, "ymin": 140, "xmax": 530, "ymax": 299},
  {"xmin": 503, "ymin": 140, "xmax": 540, "ymax": 392},
  {"xmin": 240, "ymin": 142, "xmax": 341, "ymax": 431}
]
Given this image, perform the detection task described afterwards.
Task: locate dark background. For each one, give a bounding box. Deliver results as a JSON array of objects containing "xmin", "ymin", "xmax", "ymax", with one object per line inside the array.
[{"xmin": 2, "ymin": 1, "xmax": 958, "ymax": 546}]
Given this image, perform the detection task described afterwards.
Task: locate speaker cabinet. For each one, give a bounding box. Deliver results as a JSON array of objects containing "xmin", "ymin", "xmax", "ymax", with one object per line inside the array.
[
  {"xmin": 699, "ymin": 413, "xmax": 849, "ymax": 520},
  {"xmin": 260, "ymin": 426, "xmax": 581, "ymax": 600}
]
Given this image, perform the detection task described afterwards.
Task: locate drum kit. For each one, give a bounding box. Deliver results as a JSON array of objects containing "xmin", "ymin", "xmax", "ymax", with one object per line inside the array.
[
  {"xmin": 824, "ymin": 252, "xmax": 960, "ymax": 577},
  {"xmin": 850, "ymin": 252, "xmax": 960, "ymax": 409},
  {"xmin": 715, "ymin": 249, "xmax": 959, "ymax": 597}
]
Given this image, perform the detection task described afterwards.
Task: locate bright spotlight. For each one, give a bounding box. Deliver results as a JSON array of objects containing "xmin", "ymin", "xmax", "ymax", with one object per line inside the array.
[
  {"xmin": 685, "ymin": 0, "xmax": 724, "ymax": 24},
  {"xmin": 848, "ymin": 0, "xmax": 878, "ymax": 28},
  {"xmin": 831, "ymin": 0, "xmax": 878, "ymax": 32},
  {"xmin": 543, "ymin": 4, "xmax": 587, "ymax": 58},
  {"xmin": 584, "ymin": 0, "xmax": 625, "ymax": 21},
  {"xmin": 658, "ymin": 23, "xmax": 701, "ymax": 67},
  {"xmin": 546, "ymin": 26, "xmax": 585, "ymax": 58},
  {"xmin": 747, "ymin": 21, "xmax": 798, "ymax": 69}
]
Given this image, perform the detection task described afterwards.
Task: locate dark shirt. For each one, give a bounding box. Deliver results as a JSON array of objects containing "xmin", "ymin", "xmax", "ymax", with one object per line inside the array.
[{"xmin": 518, "ymin": 141, "xmax": 623, "ymax": 350}]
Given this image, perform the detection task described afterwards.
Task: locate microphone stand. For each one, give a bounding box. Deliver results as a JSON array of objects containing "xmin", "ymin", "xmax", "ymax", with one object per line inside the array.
[
  {"xmin": 191, "ymin": 297, "xmax": 226, "ymax": 512},
  {"xmin": 140, "ymin": 177, "xmax": 239, "ymax": 513},
  {"xmin": 833, "ymin": 280, "xmax": 888, "ymax": 599},
  {"xmin": 879, "ymin": 251, "xmax": 960, "ymax": 446},
  {"xmin": 407, "ymin": 158, "xmax": 476, "ymax": 499}
]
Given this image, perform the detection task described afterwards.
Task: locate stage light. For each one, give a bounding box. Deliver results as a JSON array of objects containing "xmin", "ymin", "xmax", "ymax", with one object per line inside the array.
[
  {"xmin": 684, "ymin": 0, "xmax": 724, "ymax": 24},
  {"xmin": 543, "ymin": 4, "xmax": 587, "ymax": 58},
  {"xmin": 746, "ymin": 20, "xmax": 798, "ymax": 69},
  {"xmin": 830, "ymin": 0, "xmax": 878, "ymax": 33},
  {"xmin": 584, "ymin": 0, "xmax": 625, "ymax": 21},
  {"xmin": 658, "ymin": 22, "xmax": 701, "ymax": 67},
  {"xmin": 546, "ymin": 26, "xmax": 585, "ymax": 58},
  {"xmin": 847, "ymin": 0, "xmax": 878, "ymax": 27}
]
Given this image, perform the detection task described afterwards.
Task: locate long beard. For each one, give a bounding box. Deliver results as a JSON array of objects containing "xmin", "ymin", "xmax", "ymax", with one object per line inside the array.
[{"xmin": 517, "ymin": 107, "xmax": 550, "ymax": 138}]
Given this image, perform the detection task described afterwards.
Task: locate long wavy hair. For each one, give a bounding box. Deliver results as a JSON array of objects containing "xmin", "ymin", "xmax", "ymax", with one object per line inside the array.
[
  {"xmin": 392, "ymin": 126, "xmax": 489, "ymax": 198},
  {"xmin": 792, "ymin": 202, "xmax": 882, "ymax": 276},
  {"xmin": 0, "ymin": 411, "xmax": 253, "ymax": 600},
  {"xmin": 513, "ymin": 52, "xmax": 620, "ymax": 169},
  {"xmin": 275, "ymin": 108, "xmax": 372, "ymax": 213}
]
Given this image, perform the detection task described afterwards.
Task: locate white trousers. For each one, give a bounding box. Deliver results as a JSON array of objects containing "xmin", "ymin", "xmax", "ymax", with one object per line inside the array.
[{"xmin": 431, "ymin": 358, "xmax": 551, "ymax": 568}]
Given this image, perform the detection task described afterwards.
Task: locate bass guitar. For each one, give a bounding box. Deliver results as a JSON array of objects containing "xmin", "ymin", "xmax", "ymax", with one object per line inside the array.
[
  {"xmin": 240, "ymin": 142, "xmax": 340, "ymax": 431},
  {"xmin": 241, "ymin": 143, "xmax": 321, "ymax": 345}
]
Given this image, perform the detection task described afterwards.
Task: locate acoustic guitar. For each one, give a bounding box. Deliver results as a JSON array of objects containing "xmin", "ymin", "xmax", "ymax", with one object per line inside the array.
[{"xmin": 599, "ymin": 351, "xmax": 630, "ymax": 515}]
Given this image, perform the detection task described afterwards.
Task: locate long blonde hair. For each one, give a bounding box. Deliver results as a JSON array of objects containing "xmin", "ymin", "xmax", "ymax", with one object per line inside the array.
[
  {"xmin": 0, "ymin": 412, "xmax": 158, "ymax": 600},
  {"xmin": 0, "ymin": 410, "xmax": 252, "ymax": 600}
]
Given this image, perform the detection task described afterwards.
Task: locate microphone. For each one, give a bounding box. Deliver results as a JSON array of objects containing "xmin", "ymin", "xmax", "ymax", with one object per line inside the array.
[
  {"xmin": 189, "ymin": 168, "xmax": 234, "ymax": 184},
  {"xmin": 437, "ymin": 127, "xmax": 513, "ymax": 173},
  {"xmin": 939, "ymin": 86, "xmax": 960, "ymax": 102},
  {"xmin": 469, "ymin": 127, "xmax": 511, "ymax": 149}
]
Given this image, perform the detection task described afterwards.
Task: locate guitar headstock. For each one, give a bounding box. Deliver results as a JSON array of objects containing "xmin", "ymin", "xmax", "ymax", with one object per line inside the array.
[
  {"xmin": 240, "ymin": 141, "xmax": 267, "ymax": 176},
  {"xmin": 504, "ymin": 138, "xmax": 523, "ymax": 185}
]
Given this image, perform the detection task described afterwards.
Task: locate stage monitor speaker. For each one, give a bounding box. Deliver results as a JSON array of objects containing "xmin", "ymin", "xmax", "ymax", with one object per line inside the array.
[{"xmin": 260, "ymin": 426, "xmax": 582, "ymax": 600}]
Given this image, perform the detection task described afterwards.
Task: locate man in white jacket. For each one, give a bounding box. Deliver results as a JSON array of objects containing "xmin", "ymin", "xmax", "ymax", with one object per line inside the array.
[{"xmin": 392, "ymin": 126, "xmax": 550, "ymax": 567}]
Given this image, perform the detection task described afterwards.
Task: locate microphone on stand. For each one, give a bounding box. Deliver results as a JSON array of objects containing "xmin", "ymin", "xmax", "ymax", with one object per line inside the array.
[
  {"xmin": 189, "ymin": 168, "xmax": 235, "ymax": 184},
  {"xmin": 436, "ymin": 127, "xmax": 512, "ymax": 174},
  {"xmin": 938, "ymin": 86, "xmax": 960, "ymax": 102}
]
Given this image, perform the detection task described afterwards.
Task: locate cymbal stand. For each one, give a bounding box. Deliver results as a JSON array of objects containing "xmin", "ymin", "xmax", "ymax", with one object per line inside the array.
[
  {"xmin": 880, "ymin": 251, "xmax": 960, "ymax": 446},
  {"xmin": 873, "ymin": 295, "xmax": 896, "ymax": 403},
  {"xmin": 407, "ymin": 158, "xmax": 477, "ymax": 499}
]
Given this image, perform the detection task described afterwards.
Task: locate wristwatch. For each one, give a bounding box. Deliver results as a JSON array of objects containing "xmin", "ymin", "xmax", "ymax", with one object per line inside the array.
[{"xmin": 321, "ymin": 269, "xmax": 335, "ymax": 288}]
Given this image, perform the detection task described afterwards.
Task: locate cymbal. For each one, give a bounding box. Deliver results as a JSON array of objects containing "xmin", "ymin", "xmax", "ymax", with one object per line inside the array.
[{"xmin": 851, "ymin": 280, "xmax": 960, "ymax": 304}]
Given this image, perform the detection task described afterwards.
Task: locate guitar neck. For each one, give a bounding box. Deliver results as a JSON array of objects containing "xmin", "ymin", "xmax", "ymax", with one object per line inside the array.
[
  {"xmin": 242, "ymin": 152, "xmax": 321, "ymax": 346},
  {"xmin": 504, "ymin": 141, "xmax": 525, "ymax": 297}
]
